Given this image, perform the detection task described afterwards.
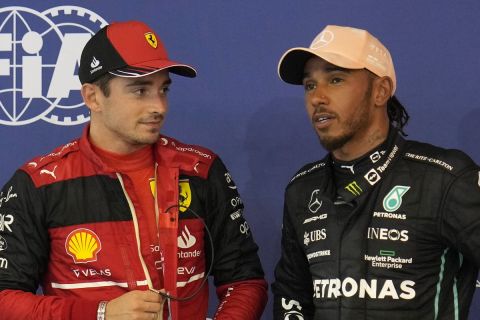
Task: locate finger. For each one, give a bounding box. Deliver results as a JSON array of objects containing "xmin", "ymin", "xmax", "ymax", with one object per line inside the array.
[
  {"xmin": 142, "ymin": 290, "xmax": 164, "ymax": 303},
  {"xmin": 147, "ymin": 311, "xmax": 161, "ymax": 320},
  {"xmin": 142, "ymin": 301, "xmax": 163, "ymax": 313}
]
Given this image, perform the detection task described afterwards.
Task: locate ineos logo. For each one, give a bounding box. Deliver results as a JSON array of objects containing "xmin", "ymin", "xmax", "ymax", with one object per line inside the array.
[{"xmin": 311, "ymin": 30, "xmax": 334, "ymax": 49}]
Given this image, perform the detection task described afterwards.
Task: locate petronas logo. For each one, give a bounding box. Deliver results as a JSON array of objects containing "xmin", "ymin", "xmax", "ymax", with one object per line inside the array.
[{"xmin": 383, "ymin": 186, "xmax": 410, "ymax": 212}]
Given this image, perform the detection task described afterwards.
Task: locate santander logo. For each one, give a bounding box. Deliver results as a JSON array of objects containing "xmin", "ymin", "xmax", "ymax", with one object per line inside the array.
[{"xmin": 178, "ymin": 225, "xmax": 196, "ymax": 249}]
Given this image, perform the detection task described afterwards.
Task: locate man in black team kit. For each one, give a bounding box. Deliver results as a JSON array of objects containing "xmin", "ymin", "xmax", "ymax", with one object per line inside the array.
[{"xmin": 272, "ymin": 25, "xmax": 480, "ymax": 319}]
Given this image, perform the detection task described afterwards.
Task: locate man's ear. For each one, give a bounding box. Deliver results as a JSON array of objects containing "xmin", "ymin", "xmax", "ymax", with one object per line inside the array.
[
  {"xmin": 373, "ymin": 76, "xmax": 393, "ymax": 106},
  {"xmin": 81, "ymin": 83, "xmax": 102, "ymax": 113}
]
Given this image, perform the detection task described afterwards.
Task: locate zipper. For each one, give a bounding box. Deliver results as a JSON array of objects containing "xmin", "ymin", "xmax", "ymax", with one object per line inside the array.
[{"xmin": 116, "ymin": 173, "xmax": 154, "ymax": 290}]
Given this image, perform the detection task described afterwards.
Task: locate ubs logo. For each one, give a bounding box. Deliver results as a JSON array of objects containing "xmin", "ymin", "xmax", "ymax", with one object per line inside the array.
[
  {"xmin": 304, "ymin": 229, "xmax": 327, "ymax": 246},
  {"xmin": 0, "ymin": 6, "xmax": 108, "ymax": 126}
]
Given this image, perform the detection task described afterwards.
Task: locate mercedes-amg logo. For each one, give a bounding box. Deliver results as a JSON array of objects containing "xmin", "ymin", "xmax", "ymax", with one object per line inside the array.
[
  {"xmin": 307, "ymin": 189, "xmax": 323, "ymax": 213},
  {"xmin": 311, "ymin": 30, "xmax": 334, "ymax": 49}
]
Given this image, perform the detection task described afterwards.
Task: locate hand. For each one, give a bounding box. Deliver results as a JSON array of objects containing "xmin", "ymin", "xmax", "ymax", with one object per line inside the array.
[{"xmin": 105, "ymin": 290, "xmax": 165, "ymax": 320}]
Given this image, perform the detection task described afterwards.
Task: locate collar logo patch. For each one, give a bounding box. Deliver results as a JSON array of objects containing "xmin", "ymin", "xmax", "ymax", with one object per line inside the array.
[
  {"xmin": 383, "ymin": 186, "xmax": 410, "ymax": 212},
  {"xmin": 65, "ymin": 228, "xmax": 102, "ymax": 264},
  {"xmin": 144, "ymin": 32, "xmax": 158, "ymax": 48},
  {"xmin": 370, "ymin": 151, "xmax": 381, "ymax": 163},
  {"xmin": 365, "ymin": 168, "xmax": 381, "ymax": 185},
  {"xmin": 179, "ymin": 180, "xmax": 191, "ymax": 212}
]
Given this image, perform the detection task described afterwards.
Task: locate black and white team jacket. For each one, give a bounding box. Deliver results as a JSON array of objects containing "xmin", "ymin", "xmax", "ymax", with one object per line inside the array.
[{"xmin": 273, "ymin": 129, "xmax": 480, "ymax": 320}]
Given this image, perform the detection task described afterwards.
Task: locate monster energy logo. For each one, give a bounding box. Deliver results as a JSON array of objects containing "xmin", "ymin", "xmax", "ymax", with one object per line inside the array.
[
  {"xmin": 345, "ymin": 181, "xmax": 362, "ymax": 196},
  {"xmin": 383, "ymin": 186, "xmax": 410, "ymax": 212}
]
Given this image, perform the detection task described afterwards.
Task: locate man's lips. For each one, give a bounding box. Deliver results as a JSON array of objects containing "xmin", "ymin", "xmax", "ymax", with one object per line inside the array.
[{"xmin": 313, "ymin": 113, "xmax": 335, "ymax": 128}]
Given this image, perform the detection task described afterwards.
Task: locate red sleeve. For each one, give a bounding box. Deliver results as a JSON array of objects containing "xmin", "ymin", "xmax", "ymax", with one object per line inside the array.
[
  {"xmin": 214, "ymin": 279, "xmax": 268, "ymax": 320},
  {"xmin": 0, "ymin": 289, "xmax": 99, "ymax": 320}
]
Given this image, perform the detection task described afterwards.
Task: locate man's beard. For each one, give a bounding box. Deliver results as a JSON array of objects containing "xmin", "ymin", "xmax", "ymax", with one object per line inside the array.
[{"xmin": 318, "ymin": 131, "xmax": 356, "ymax": 151}]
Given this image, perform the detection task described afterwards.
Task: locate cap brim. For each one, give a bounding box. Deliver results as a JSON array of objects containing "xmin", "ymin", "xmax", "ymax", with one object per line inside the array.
[
  {"xmin": 278, "ymin": 47, "xmax": 364, "ymax": 85},
  {"xmin": 109, "ymin": 59, "xmax": 197, "ymax": 78}
]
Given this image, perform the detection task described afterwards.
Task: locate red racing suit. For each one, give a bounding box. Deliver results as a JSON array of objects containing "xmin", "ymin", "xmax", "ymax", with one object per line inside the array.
[{"xmin": 0, "ymin": 127, "xmax": 267, "ymax": 319}]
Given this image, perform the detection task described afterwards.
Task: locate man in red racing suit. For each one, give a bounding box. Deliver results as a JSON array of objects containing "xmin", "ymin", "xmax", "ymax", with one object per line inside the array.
[{"xmin": 0, "ymin": 20, "xmax": 267, "ymax": 320}]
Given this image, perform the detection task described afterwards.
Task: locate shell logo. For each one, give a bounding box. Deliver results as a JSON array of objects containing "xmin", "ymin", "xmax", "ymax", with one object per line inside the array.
[{"xmin": 65, "ymin": 228, "xmax": 102, "ymax": 264}]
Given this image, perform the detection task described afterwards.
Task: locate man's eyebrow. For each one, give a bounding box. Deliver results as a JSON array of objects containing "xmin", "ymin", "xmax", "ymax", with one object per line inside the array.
[
  {"xmin": 125, "ymin": 78, "xmax": 172, "ymax": 87},
  {"xmin": 303, "ymin": 66, "xmax": 351, "ymax": 80}
]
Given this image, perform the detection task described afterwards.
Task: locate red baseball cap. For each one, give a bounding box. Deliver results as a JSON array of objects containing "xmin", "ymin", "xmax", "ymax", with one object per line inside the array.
[{"xmin": 79, "ymin": 20, "xmax": 196, "ymax": 84}]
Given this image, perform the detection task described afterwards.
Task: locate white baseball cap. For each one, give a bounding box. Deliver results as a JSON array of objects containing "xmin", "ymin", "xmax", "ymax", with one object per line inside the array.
[{"xmin": 278, "ymin": 25, "xmax": 396, "ymax": 95}]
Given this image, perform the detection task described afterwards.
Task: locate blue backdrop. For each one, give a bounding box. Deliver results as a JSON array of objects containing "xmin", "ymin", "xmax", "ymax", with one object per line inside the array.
[{"xmin": 1, "ymin": 1, "xmax": 480, "ymax": 319}]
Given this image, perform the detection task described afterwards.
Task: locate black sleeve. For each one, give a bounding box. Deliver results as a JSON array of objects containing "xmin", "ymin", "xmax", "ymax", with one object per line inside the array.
[
  {"xmin": 441, "ymin": 165, "xmax": 480, "ymax": 267},
  {"xmin": 204, "ymin": 158, "xmax": 265, "ymax": 286},
  {"xmin": 272, "ymin": 189, "xmax": 314, "ymax": 320},
  {"xmin": 0, "ymin": 170, "xmax": 50, "ymax": 292}
]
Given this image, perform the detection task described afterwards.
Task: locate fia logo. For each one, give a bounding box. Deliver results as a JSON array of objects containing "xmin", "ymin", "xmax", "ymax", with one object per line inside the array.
[
  {"xmin": 383, "ymin": 186, "xmax": 410, "ymax": 212},
  {"xmin": 0, "ymin": 6, "xmax": 108, "ymax": 126}
]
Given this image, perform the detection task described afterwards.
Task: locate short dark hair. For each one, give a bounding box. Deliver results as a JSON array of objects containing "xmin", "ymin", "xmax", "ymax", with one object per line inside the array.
[
  {"xmin": 93, "ymin": 72, "xmax": 116, "ymax": 97},
  {"xmin": 387, "ymin": 96, "xmax": 409, "ymax": 136}
]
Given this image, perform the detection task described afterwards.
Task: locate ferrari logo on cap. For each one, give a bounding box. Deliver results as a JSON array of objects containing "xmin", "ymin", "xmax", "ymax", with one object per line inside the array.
[{"xmin": 144, "ymin": 32, "xmax": 158, "ymax": 48}]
